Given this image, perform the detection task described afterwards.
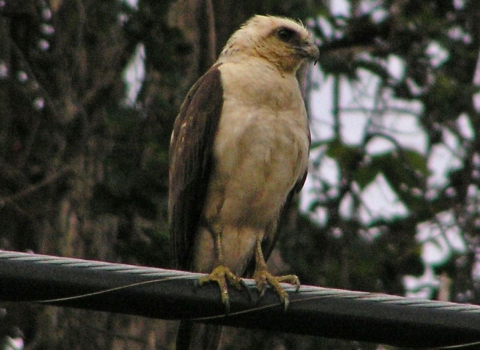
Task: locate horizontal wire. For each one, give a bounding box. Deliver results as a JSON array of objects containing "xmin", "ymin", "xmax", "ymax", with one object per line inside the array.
[{"xmin": 0, "ymin": 250, "xmax": 479, "ymax": 348}]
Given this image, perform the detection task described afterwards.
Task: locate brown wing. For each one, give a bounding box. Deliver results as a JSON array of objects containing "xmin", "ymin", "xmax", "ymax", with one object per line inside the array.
[
  {"xmin": 262, "ymin": 170, "xmax": 309, "ymax": 261},
  {"xmin": 169, "ymin": 64, "xmax": 223, "ymax": 270}
]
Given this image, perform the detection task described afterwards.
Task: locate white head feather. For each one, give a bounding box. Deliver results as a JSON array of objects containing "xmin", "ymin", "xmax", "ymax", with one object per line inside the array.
[{"xmin": 217, "ymin": 15, "xmax": 318, "ymax": 73}]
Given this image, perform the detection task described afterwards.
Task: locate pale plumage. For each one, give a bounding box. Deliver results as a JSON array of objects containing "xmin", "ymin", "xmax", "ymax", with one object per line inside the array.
[{"xmin": 169, "ymin": 15, "xmax": 318, "ymax": 350}]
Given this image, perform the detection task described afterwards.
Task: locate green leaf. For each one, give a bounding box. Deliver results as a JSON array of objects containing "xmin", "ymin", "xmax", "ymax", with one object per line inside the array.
[
  {"xmin": 403, "ymin": 149, "xmax": 430, "ymax": 176},
  {"xmin": 324, "ymin": 139, "xmax": 361, "ymax": 171},
  {"xmin": 353, "ymin": 166, "xmax": 380, "ymax": 189}
]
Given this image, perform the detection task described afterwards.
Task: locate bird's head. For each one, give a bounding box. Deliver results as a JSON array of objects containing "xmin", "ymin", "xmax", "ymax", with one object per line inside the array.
[{"xmin": 219, "ymin": 15, "xmax": 319, "ymax": 73}]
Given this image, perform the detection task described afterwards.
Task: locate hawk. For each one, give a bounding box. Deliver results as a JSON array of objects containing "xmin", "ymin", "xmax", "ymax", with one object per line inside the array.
[{"xmin": 169, "ymin": 15, "xmax": 318, "ymax": 350}]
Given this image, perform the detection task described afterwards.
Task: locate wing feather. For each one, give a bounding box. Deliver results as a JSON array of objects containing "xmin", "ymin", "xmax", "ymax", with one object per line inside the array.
[
  {"xmin": 262, "ymin": 169, "xmax": 309, "ymax": 262},
  {"xmin": 169, "ymin": 64, "xmax": 224, "ymax": 270}
]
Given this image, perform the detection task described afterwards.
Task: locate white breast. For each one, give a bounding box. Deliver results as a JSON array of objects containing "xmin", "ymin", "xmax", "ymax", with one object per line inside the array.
[{"xmin": 192, "ymin": 59, "xmax": 309, "ymax": 274}]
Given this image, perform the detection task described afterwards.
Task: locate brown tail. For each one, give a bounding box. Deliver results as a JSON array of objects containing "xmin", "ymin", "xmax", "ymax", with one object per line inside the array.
[{"xmin": 176, "ymin": 320, "xmax": 222, "ymax": 350}]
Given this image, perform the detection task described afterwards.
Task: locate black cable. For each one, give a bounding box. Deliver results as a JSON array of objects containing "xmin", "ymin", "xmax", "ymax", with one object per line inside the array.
[{"xmin": 0, "ymin": 250, "xmax": 479, "ymax": 348}]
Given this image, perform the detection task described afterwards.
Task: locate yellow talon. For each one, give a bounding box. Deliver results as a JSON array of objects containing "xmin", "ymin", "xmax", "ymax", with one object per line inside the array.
[
  {"xmin": 197, "ymin": 265, "xmax": 246, "ymax": 313},
  {"xmin": 253, "ymin": 238, "xmax": 300, "ymax": 310},
  {"xmin": 253, "ymin": 268, "xmax": 300, "ymax": 310}
]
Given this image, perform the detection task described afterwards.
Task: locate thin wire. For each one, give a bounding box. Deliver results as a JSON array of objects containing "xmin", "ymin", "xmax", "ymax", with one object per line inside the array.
[
  {"xmin": 34, "ymin": 275, "xmax": 189, "ymax": 303},
  {"xmin": 2, "ymin": 250, "xmax": 480, "ymax": 316}
]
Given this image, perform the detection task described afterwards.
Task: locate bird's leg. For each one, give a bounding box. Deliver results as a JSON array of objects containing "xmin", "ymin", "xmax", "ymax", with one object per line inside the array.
[
  {"xmin": 253, "ymin": 238, "xmax": 300, "ymax": 310},
  {"xmin": 197, "ymin": 226, "xmax": 246, "ymax": 313}
]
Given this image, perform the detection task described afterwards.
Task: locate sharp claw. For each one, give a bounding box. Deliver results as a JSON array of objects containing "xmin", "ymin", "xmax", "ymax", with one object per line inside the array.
[
  {"xmin": 253, "ymin": 269, "xmax": 300, "ymax": 310},
  {"xmin": 283, "ymin": 296, "xmax": 290, "ymax": 312},
  {"xmin": 195, "ymin": 265, "xmax": 249, "ymax": 313},
  {"xmin": 239, "ymin": 279, "xmax": 253, "ymax": 302},
  {"xmin": 224, "ymin": 296, "xmax": 230, "ymax": 314},
  {"xmin": 254, "ymin": 277, "xmax": 266, "ymax": 300}
]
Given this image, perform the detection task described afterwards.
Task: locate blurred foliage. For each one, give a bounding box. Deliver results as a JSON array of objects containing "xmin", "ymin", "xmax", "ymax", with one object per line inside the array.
[
  {"xmin": 277, "ymin": 0, "xmax": 480, "ymax": 348},
  {"xmin": 291, "ymin": 0, "xmax": 480, "ymax": 306}
]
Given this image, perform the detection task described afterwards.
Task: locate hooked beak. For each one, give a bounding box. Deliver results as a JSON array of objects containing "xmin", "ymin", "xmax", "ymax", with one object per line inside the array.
[{"xmin": 296, "ymin": 43, "xmax": 320, "ymax": 64}]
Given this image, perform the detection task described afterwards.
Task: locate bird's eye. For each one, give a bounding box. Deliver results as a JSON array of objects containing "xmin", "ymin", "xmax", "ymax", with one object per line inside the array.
[{"xmin": 277, "ymin": 27, "xmax": 296, "ymax": 42}]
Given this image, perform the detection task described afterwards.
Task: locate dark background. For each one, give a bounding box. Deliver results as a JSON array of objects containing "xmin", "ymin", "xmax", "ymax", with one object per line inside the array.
[{"xmin": 1, "ymin": 0, "xmax": 479, "ymax": 349}]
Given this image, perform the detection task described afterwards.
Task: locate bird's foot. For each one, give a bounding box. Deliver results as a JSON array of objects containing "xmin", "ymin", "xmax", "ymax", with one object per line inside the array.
[
  {"xmin": 196, "ymin": 265, "xmax": 247, "ymax": 313},
  {"xmin": 253, "ymin": 268, "xmax": 300, "ymax": 311}
]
